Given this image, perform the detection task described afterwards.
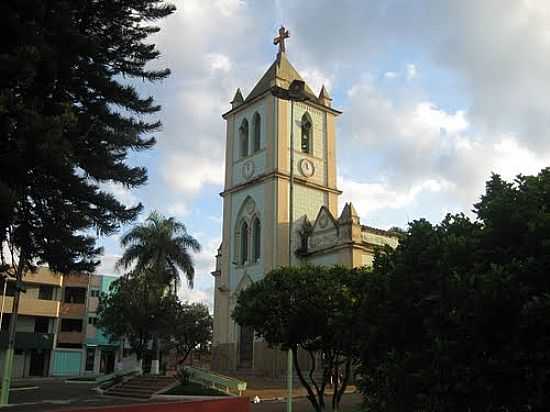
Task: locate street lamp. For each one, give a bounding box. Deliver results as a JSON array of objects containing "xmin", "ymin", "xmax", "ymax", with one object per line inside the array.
[{"xmin": 271, "ymin": 79, "xmax": 309, "ymax": 412}]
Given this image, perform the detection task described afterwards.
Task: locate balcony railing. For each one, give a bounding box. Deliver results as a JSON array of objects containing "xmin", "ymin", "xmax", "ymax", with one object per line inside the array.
[
  {"xmin": 0, "ymin": 331, "xmax": 54, "ymax": 350},
  {"xmin": 57, "ymin": 331, "xmax": 85, "ymax": 344},
  {"xmin": 0, "ymin": 296, "xmax": 60, "ymax": 317},
  {"xmin": 59, "ymin": 303, "xmax": 86, "ymax": 317}
]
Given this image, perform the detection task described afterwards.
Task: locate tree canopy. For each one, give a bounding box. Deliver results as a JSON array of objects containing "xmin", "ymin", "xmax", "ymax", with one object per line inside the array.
[
  {"xmin": 97, "ymin": 273, "xmax": 170, "ymax": 361},
  {"xmin": 117, "ymin": 211, "xmax": 201, "ymax": 291},
  {"xmin": 233, "ymin": 265, "xmax": 366, "ymax": 412},
  {"xmin": 0, "ymin": 0, "xmax": 174, "ymax": 276},
  {"xmin": 162, "ymin": 301, "xmax": 212, "ymax": 367},
  {"xmin": 358, "ymin": 169, "xmax": 550, "ymax": 411}
]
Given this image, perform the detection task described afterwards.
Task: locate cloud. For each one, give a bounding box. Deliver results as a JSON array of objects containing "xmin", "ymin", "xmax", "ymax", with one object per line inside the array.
[
  {"xmin": 96, "ymin": 254, "xmax": 122, "ymax": 277},
  {"xmin": 162, "ymin": 153, "xmax": 224, "ymax": 196},
  {"xmin": 406, "ymin": 64, "xmax": 417, "ymax": 80},
  {"xmin": 177, "ymin": 236, "xmax": 221, "ymax": 313},
  {"xmin": 102, "ymin": 182, "xmax": 140, "ymax": 208}
]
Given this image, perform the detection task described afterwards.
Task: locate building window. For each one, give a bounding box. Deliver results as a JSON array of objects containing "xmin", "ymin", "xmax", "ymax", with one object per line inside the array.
[
  {"xmin": 240, "ymin": 221, "xmax": 249, "ymax": 265},
  {"xmin": 88, "ymin": 316, "xmax": 98, "ymax": 326},
  {"xmin": 64, "ymin": 287, "xmax": 86, "ymax": 304},
  {"xmin": 61, "ymin": 318, "xmax": 83, "ymax": 332},
  {"xmin": 38, "ymin": 285, "xmax": 54, "ymax": 300},
  {"xmin": 252, "ymin": 218, "xmax": 261, "ymax": 262},
  {"xmin": 34, "ymin": 317, "xmax": 49, "ymax": 333},
  {"xmin": 301, "ymin": 113, "xmax": 312, "ymax": 154},
  {"xmin": 90, "ymin": 289, "xmax": 100, "ymax": 298},
  {"xmin": 252, "ymin": 112, "xmax": 261, "ymax": 153},
  {"xmin": 240, "ymin": 119, "xmax": 249, "ymax": 158},
  {"xmin": 1, "ymin": 280, "xmax": 16, "ymax": 297},
  {"xmin": 1, "ymin": 314, "xmax": 10, "ymax": 331},
  {"xmin": 85, "ymin": 348, "xmax": 95, "ymax": 371}
]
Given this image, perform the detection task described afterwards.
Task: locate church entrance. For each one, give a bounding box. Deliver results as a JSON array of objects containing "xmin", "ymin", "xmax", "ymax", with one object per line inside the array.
[{"xmin": 239, "ymin": 326, "xmax": 254, "ymax": 368}]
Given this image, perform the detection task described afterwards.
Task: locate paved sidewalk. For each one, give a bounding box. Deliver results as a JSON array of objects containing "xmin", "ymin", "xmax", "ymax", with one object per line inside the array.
[{"xmin": 238, "ymin": 375, "xmax": 356, "ymax": 401}]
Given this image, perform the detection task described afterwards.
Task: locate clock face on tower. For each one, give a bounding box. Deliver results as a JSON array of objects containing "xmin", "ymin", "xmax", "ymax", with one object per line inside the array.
[
  {"xmin": 242, "ymin": 160, "xmax": 255, "ymax": 180},
  {"xmin": 299, "ymin": 158, "xmax": 315, "ymax": 178}
]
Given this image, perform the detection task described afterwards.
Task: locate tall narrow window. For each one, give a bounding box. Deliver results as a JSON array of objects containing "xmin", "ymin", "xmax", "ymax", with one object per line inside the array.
[
  {"xmin": 240, "ymin": 221, "xmax": 249, "ymax": 265},
  {"xmin": 240, "ymin": 119, "xmax": 249, "ymax": 158},
  {"xmin": 301, "ymin": 113, "xmax": 312, "ymax": 154},
  {"xmin": 252, "ymin": 218, "xmax": 261, "ymax": 262},
  {"xmin": 252, "ymin": 112, "xmax": 261, "ymax": 153}
]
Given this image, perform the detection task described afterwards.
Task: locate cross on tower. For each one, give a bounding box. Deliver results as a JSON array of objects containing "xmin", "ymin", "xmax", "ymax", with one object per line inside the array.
[{"xmin": 273, "ymin": 26, "xmax": 290, "ymax": 55}]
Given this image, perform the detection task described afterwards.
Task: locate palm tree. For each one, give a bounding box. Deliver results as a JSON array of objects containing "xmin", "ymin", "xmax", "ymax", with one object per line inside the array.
[
  {"xmin": 116, "ymin": 211, "xmax": 201, "ymax": 375},
  {"xmin": 117, "ymin": 211, "xmax": 201, "ymax": 292}
]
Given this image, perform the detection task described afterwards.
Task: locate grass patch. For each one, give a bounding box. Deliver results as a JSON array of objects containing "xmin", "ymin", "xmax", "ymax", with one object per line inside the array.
[{"xmin": 164, "ymin": 382, "xmax": 228, "ymax": 396}]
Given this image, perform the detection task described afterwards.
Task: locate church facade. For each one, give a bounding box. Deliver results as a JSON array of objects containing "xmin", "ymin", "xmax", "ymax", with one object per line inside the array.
[{"xmin": 211, "ymin": 28, "xmax": 399, "ymax": 375}]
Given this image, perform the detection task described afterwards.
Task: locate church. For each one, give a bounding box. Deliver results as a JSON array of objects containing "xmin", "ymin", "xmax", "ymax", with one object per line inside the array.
[{"xmin": 211, "ymin": 27, "xmax": 399, "ymax": 375}]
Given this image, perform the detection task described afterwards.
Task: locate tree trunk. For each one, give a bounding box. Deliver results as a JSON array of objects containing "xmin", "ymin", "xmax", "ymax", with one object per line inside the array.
[
  {"xmin": 292, "ymin": 346, "xmax": 323, "ymax": 412},
  {"xmin": 0, "ymin": 260, "xmax": 24, "ymax": 405},
  {"xmin": 151, "ymin": 333, "xmax": 160, "ymax": 375}
]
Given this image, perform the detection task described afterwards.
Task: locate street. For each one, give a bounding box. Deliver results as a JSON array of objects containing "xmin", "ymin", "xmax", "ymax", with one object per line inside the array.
[{"xmin": 1, "ymin": 379, "xmax": 362, "ymax": 412}]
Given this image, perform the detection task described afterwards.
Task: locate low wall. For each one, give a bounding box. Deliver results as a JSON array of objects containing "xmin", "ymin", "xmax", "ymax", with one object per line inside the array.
[
  {"xmin": 212, "ymin": 342, "xmax": 314, "ymax": 378},
  {"xmin": 55, "ymin": 398, "xmax": 250, "ymax": 412}
]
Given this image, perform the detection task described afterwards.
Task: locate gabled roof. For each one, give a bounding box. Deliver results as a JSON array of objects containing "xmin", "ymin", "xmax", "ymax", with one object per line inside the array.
[{"xmin": 244, "ymin": 52, "xmax": 321, "ymax": 104}]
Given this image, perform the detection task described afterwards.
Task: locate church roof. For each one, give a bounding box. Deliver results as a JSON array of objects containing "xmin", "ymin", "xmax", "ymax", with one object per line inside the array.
[{"xmin": 244, "ymin": 52, "xmax": 321, "ymax": 105}]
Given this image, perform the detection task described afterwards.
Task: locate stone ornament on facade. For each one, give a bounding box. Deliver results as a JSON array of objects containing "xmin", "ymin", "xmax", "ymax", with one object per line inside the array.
[
  {"xmin": 245, "ymin": 198, "xmax": 256, "ymax": 214},
  {"xmin": 242, "ymin": 160, "xmax": 255, "ymax": 180},
  {"xmin": 299, "ymin": 158, "xmax": 315, "ymax": 178},
  {"xmin": 318, "ymin": 213, "xmax": 329, "ymax": 228}
]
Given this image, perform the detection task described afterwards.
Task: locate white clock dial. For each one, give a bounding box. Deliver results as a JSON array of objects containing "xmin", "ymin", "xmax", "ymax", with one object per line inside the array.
[
  {"xmin": 242, "ymin": 160, "xmax": 255, "ymax": 179},
  {"xmin": 299, "ymin": 159, "xmax": 315, "ymax": 178}
]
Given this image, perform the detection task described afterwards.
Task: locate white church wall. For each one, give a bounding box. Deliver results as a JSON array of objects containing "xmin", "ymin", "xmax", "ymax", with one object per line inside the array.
[
  {"xmin": 290, "ymin": 102, "xmax": 328, "ymax": 187},
  {"xmin": 229, "ymin": 185, "xmax": 265, "ymax": 291},
  {"xmin": 308, "ymin": 251, "xmax": 343, "ymax": 267},
  {"xmin": 291, "ymin": 102, "xmax": 325, "ymax": 159},
  {"xmin": 232, "ymin": 98, "xmax": 268, "ymax": 186},
  {"xmin": 362, "ymin": 231, "xmax": 399, "ymax": 248},
  {"xmin": 294, "ymin": 185, "xmax": 326, "ymax": 223}
]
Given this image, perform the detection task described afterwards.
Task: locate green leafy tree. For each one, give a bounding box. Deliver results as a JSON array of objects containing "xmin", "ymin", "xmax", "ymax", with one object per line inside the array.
[
  {"xmin": 116, "ymin": 211, "xmax": 201, "ymax": 374},
  {"xmin": 97, "ymin": 274, "xmax": 178, "ymax": 367},
  {"xmin": 358, "ymin": 168, "xmax": 550, "ymax": 411},
  {"xmin": 0, "ymin": 1, "xmax": 173, "ymax": 399},
  {"xmin": 162, "ymin": 302, "xmax": 212, "ymax": 368},
  {"xmin": 233, "ymin": 265, "xmax": 366, "ymax": 412}
]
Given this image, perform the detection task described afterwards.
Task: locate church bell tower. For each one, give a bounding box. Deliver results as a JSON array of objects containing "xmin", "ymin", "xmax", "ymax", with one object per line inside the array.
[{"xmin": 211, "ymin": 26, "xmax": 342, "ymax": 370}]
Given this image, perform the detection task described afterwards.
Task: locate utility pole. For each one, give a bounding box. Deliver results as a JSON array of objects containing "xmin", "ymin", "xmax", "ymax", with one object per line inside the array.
[{"xmin": 272, "ymin": 79, "xmax": 308, "ymax": 412}]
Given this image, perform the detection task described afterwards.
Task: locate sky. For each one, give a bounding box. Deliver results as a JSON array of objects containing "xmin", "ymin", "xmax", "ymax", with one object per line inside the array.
[{"xmin": 97, "ymin": 0, "xmax": 550, "ymax": 311}]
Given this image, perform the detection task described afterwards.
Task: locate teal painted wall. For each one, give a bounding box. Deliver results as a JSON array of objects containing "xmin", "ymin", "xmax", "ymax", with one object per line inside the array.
[
  {"xmin": 52, "ymin": 350, "xmax": 82, "ymax": 376},
  {"xmin": 85, "ymin": 275, "xmax": 119, "ymax": 346},
  {"xmin": 101, "ymin": 275, "xmax": 117, "ymax": 293}
]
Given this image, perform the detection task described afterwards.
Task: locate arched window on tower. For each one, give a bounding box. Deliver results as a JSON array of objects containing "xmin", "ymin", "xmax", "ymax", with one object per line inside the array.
[
  {"xmin": 240, "ymin": 221, "xmax": 249, "ymax": 265},
  {"xmin": 252, "ymin": 112, "xmax": 261, "ymax": 153},
  {"xmin": 301, "ymin": 113, "xmax": 312, "ymax": 154},
  {"xmin": 252, "ymin": 218, "xmax": 261, "ymax": 262},
  {"xmin": 240, "ymin": 119, "xmax": 249, "ymax": 158}
]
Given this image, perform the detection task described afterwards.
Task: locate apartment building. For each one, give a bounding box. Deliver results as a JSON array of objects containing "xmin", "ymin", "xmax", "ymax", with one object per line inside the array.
[
  {"xmin": 0, "ymin": 268, "xmax": 62, "ymax": 378},
  {"xmin": 0, "ymin": 268, "xmax": 136, "ymax": 378}
]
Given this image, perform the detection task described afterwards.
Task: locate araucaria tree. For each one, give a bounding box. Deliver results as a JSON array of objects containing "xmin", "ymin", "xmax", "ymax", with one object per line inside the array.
[
  {"xmin": 0, "ymin": 0, "xmax": 174, "ymax": 399},
  {"xmin": 233, "ymin": 265, "xmax": 366, "ymax": 412}
]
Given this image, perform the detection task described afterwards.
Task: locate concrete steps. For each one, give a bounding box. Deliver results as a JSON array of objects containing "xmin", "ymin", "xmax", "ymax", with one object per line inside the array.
[{"xmin": 104, "ymin": 375, "xmax": 176, "ymax": 399}]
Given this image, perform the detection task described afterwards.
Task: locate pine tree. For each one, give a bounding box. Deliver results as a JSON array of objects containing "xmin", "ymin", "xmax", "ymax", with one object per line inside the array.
[{"xmin": 0, "ymin": 0, "xmax": 174, "ymax": 399}]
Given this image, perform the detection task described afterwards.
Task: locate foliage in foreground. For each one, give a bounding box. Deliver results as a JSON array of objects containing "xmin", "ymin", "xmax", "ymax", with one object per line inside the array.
[
  {"xmin": 233, "ymin": 265, "xmax": 366, "ymax": 412},
  {"xmin": 97, "ymin": 274, "xmax": 212, "ymax": 366},
  {"xmin": 359, "ymin": 169, "xmax": 550, "ymax": 411}
]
